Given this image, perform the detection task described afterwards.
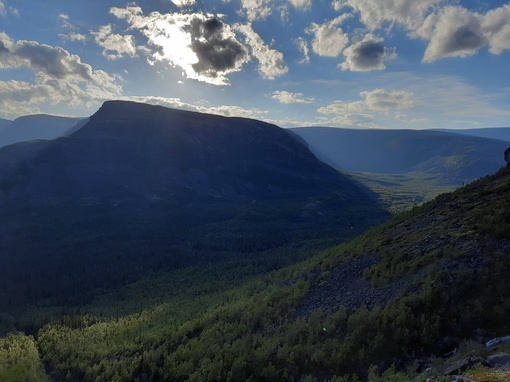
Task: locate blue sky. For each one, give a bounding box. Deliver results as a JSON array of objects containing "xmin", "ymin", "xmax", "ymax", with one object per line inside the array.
[{"xmin": 0, "ymin": 0, "xmax": 509, "ymax": 129}]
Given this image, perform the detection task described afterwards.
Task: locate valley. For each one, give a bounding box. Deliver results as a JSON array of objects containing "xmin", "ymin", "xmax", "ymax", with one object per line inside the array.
[{"xmin": 1, "ymin": 102, "xmax": 509, "ymax": 381}]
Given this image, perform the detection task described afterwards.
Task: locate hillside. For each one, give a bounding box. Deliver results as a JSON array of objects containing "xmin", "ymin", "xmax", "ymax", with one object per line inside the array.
[
  {"xmin": 437, "ymin": 127, "xmax": 510, "ymax": 143},
  {"xmin": 0, "ymin": 101, "xmax": 388, "ymax": 333},
  {"xmin": 1, "ymin": 129, "xmax": 509, "ymax": 380},
  {"xmin": 0, "ymin": 114, "xmax": 84, "ymax": 149},
  {"xmin": 0, "ymin": 118, "xmax": 10, "ymax": 131},
  {"xmin": 291, "ymin": 127, "xmax": 507, "ymax": 182}
]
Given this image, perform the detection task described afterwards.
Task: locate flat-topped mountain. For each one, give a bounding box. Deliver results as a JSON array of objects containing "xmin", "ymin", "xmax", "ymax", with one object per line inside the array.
[
  {"xmin": 0, "ymin": 101, "xmax": 361, "ymax": 204},
  {"xmin": 0, "ymin": 101, "xmax": 387, "ymax": 318}
]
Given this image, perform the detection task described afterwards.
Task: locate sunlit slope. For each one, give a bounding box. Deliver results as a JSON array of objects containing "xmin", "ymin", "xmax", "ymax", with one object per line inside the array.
[{"xmin": 15, "ymin": 166, "xmax": 510, "ymax": 382}]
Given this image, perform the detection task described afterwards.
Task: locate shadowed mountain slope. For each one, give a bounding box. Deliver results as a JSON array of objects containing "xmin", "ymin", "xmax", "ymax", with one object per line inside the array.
[
  {"xmin": 291, "ymin": 127, "xmax": 508, "ymax": 184},
  {"xmin": 0, "ymin": 101, "xmax": 388, "ymax": 323},
  {"xmin": 1, "ymin": 102, "xmax": 362, "ymax": 204}
]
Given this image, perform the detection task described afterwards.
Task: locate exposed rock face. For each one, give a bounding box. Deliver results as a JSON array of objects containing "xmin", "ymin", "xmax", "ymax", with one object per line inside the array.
[
  {"xmin": 444, "ymin": 357, "xmax": 490, "ymax": 375},
  {"xmin": 505, "ymin": 147, "xmax": 510, "ymax": 166}
]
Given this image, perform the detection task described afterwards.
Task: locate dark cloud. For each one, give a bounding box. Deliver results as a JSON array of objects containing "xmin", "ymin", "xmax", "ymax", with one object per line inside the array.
[
  {"xmin": 446, "ymin": 25, "xmax": 485, "ymax": 53},
  {"xmin": 185, "ymin": 17, "xmax": 248, "ymax": 76},
  {"xmin": 15, "ymin": 42, "xmax": 93, "ymax": 80},
  {"xmin": 340, "ymin": 35, "xmax": 396, "ymax": 72},
  {"xmin": 0, "ymin": 34, "xmax": 95, "ymax": 82},
  {"xmin": 0, "ymin": 42, "xmax": 8, "ymax": 54},
  {"xmin": 350, "ymin": 40, "xmax": 384, "ymax": 68}
]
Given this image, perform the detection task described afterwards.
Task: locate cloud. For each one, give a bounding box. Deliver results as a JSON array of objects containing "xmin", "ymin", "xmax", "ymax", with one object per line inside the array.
[
  {"xmin": 337, "ymin": 1, "xmax": 510, "ymax": 61},
  {"xmin": 171, "ymin": 0, "xmax": 196, "ymax": 7},
  {"xmin": 111, "ymin": 6, "xmax": 249, "ymax": 85},
  {"xmin": 272, "ymin": 90, "xmax": 314, "ymax": 104},
  {"xmin": 0, "ymin": 33, "xmax": 98, "ymax": 81},
  {"xmin": 124, "ymin": 95, "xmax": 268, "ymax": 119},
  {"xmin": 92, "ymin": 24, "xmax": 138, "ymax": 60},
  {"xmin": 340, "ymin": 34, "xmax": 396, "ymax": 71},
  {"xmin": 58, "ymin": 13, "xmax": 75, "ymax": 29},
  {"xmin": 417, "ymin": 6, "xmax": 486, "ymax": 62},
  {"xmin": 295, "ymin": 37, "xmax": 310, "ymax": 63},
  {"xmin": 333, "ymin": 0, "xmax": 442, "ymax": 31},
  {"xmin": 306, "ymin": 15, "xmax": 351, "ymax": 57},
  {"xmin": 481, "ymin": 4, "xmax": 510, "ymax": 55},
  {"xmin": 0, "ymin": 32, "xmax": 121, "ymax": 117},
  {"xmin": 239, "ymin": 0, "xmax": 272, "ymax": 22},
  {"xmin": 59, "ymin": 32, "xmax": 87, "ymax": 43},
  {"xmin": 234, "ymin": 23, "xmax": 288, "ymax": 80},
  {"xmin": 58, "ymin": 13, "xmax": 87, "ymax": 43},
  {"xmin": 0, "ymin": 1, "xmax": 17, "ymax": 17},
  {"xmin": 288, "ymin": 0, "xmax": 312, "ymax": 11},
  {"xmin": 361, "ymin": 88, "xmax": 415, "ymax": 111},
  {"xmin": 317, "ymin": 88, "xmax": 415, "ymax": 127}
]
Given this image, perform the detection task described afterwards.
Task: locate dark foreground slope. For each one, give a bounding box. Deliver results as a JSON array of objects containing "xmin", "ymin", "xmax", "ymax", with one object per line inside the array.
[
  {"xmin": 0, "ymin": 101, "xmax": 387, "ymax": 329},
  {"xmin": 5, "ymin": 159, "xmax": 510, "ymax": 379}
]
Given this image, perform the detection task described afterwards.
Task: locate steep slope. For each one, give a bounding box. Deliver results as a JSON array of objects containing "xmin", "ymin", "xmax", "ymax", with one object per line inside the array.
[
  {"xmin": 0, "ymin": 114, "xmax": 84, "ymax": 148},
  {"xmin": 22, "ymin": 165, "xmax": 510, "ymax": 382},
  {"xmin": 0, "ymin": 101, "xmax": 387, "ymax": 325},
  {"xmin": 291, "ymin": 127, "xmax": 508, "ymax": 183}
]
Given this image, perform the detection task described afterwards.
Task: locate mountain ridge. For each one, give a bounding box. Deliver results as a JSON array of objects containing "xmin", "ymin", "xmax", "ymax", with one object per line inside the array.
[
  {"xmin": 291, "ymin": 126, "xmax": 508, "ymax": 183},
  {"xmin": 0, "ymin": 114, "xmax": 84, "ymax": 149}
]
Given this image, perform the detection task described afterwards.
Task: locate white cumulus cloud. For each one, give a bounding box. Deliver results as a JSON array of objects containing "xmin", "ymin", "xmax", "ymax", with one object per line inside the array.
[
  {"xmin": 306, "ymin": 14, "xmax": 351, "ymax": 57},
  {"xmin": 92, "ymin": 24, "xmax": 138, "ymax": 60},
  {"xmin": 0, "ymin": 32, "xmax": 121, "ymax": 117},
  {"xmin": 272, "ymin": 90, "xmax": 314, "ymax": 104},
  {"xmin": 170, "ymin": 0, "xmax": 196, "ymax": 7},
  {"xmin": 234, "ymin": 23, "xmax": 288, "ymax": 80},
  {"xmin": 288, "ymin": 0, "xmax": 312, "ymax": 11}
]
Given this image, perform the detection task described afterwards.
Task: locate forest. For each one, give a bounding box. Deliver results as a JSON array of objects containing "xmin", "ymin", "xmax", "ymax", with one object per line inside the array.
[{"xmin": 1, "ymin": 167, "xmax": 510, "ymax": 381}]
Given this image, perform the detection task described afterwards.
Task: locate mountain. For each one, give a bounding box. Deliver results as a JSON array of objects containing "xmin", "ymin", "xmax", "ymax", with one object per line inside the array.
[
  {"xmin": 436, "ymin": 127, "xmax": 510, "ymax": 143},
  {"xmin": 0, "ymin": 114, "xmax": 85, "ymax": 148},
  {"xmin": 291, "ymin": 127, "xmax": 508, "ymax": 184},
  {"xmin": 0, "ymin": 101, "xmax": 388, "ymax": 327},
  {"xmin": 5, "ymin": 158, "xmax": 509, "ymax": 381},
  {"xmin": 0, "ymin": 118, "xmax": 11, "ymax": 131}
]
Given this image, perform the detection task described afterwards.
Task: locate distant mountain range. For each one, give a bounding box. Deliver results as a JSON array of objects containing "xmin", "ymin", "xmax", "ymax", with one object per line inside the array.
[
  {"xmin": 436, "ymin": 127, "xmax": 510, "ymax": 143},
  {"xmin": 291, "ymin": 127, "xmax": 509, "ymax": 184},
  {"xmin": 0, "ymin": 114, "xmax": 85, "ymax": 149}
]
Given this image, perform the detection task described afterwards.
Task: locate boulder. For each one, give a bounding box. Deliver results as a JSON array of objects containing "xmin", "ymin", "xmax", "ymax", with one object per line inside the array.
[
  {"xmin": 444, "ymin": 356, "xmax": 489, "ymax": 375},
  {"xmin": 487, "ymin": 353, "xmax": 510, "ymax": 369}
]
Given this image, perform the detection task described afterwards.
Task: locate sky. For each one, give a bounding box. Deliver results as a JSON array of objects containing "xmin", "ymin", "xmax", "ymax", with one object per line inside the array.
[{"xmin": 0, "ymin": 0, "xmax": 509, "ymax": 129}]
